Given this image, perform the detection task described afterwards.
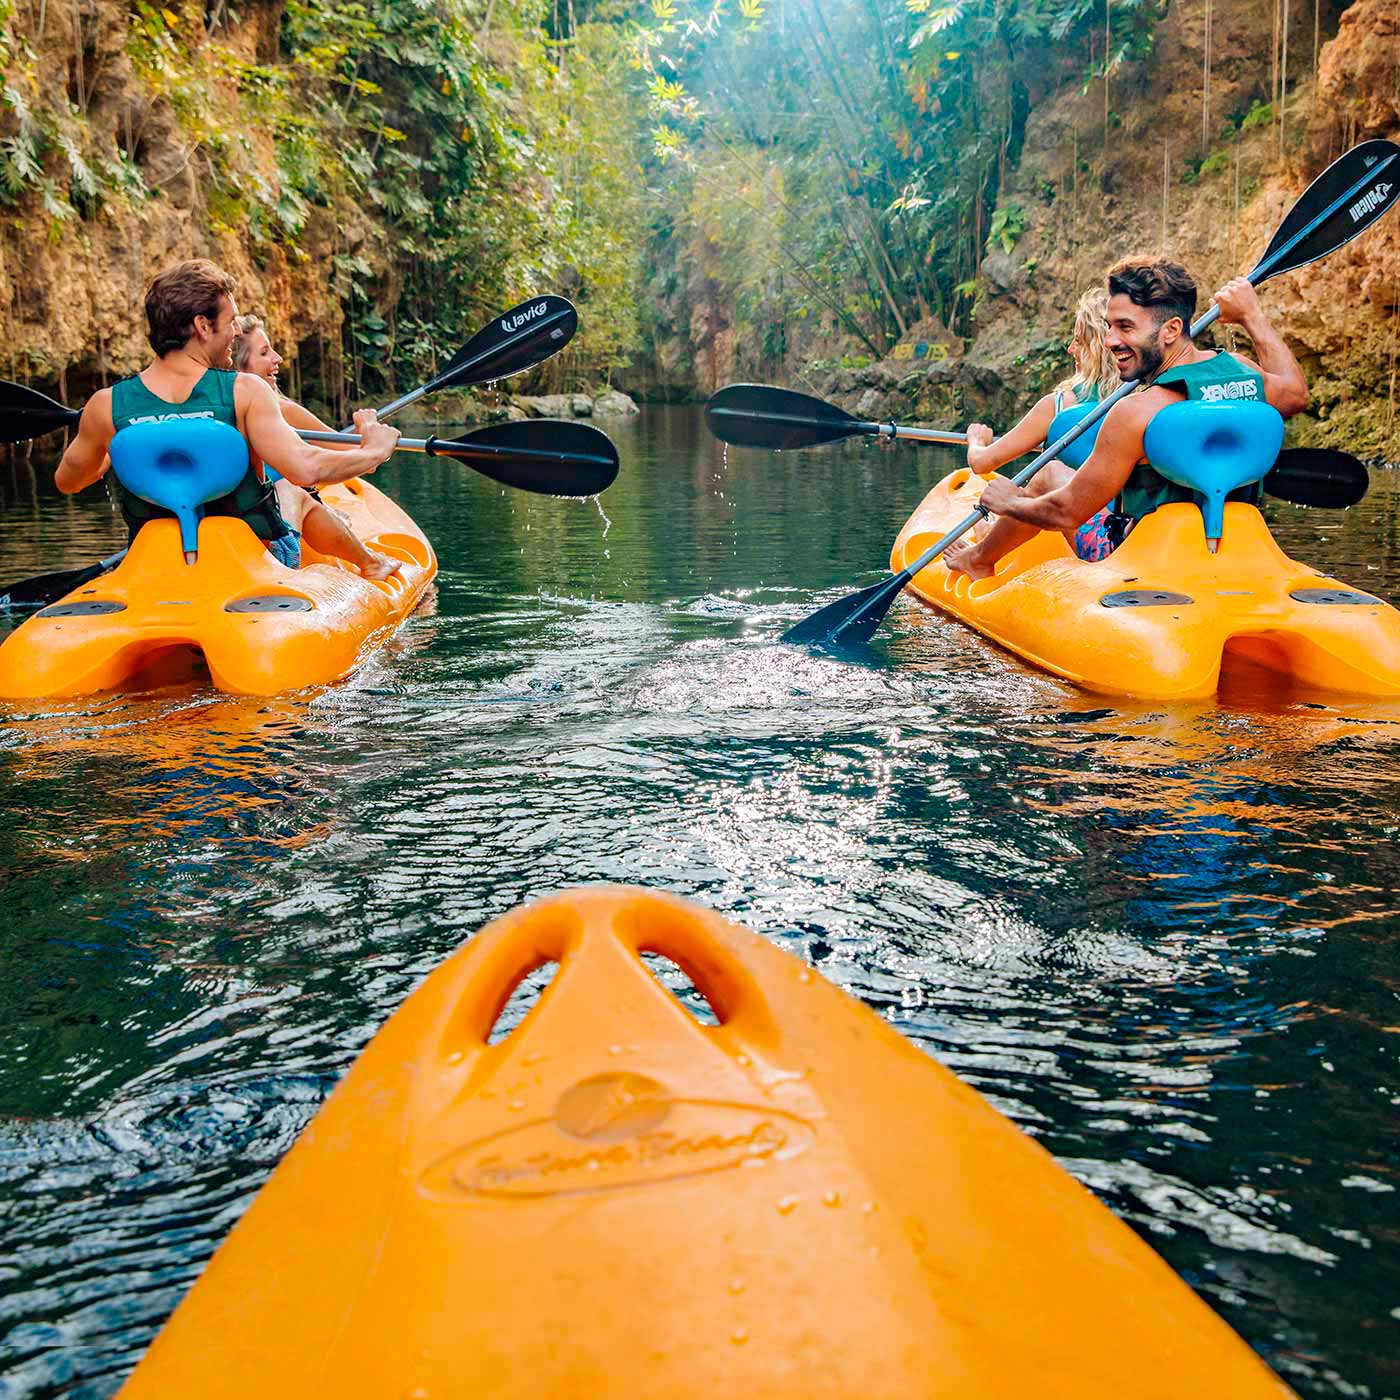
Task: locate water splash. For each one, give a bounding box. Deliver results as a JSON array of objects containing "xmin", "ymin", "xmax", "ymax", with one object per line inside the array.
[{"xmin": 591, "ymin": 493, "xmax": 612, "ymax": 539}]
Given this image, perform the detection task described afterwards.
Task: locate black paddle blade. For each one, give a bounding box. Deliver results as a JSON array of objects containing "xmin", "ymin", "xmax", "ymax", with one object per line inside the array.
[
  {"xmin": 1255, "ymin": 139, "xmax": 1400, "ymax": 283},
  {"xmin": 0, "ymin": 378, "xmax": 83, "ymax": 444},
  {"xmin": 1264, "ymin": 447, "xmax": 1369, "ymax": 509},
  {"xmin": 432, "ymin": 296, "xmax": 578, "ymax": 391},
  {"xmin": 782, "ymin": 570, "xmax": 910, "ymax": 647},
  {"xmin": 0, "ymin": 557, "xmax": 109, "ymax": 611},
  {"xmin": 436, "ymin": 419, "xmax": 619, "ymax": 496},
  {"xmin": 705, "ymin": 383, "xmax": 866, "ymax": 450}
]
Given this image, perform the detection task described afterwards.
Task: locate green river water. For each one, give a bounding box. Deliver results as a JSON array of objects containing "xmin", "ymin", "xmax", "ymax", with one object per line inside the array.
[{"xmin": 0, "ymin": 406, "xmax": 1398, "ymax": 1396}]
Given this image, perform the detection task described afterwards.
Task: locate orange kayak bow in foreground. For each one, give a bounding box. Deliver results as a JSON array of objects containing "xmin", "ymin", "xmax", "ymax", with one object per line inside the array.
[{"xmin": 118, "ymin": 887, "xmax": 1293, "ymax": 1397}]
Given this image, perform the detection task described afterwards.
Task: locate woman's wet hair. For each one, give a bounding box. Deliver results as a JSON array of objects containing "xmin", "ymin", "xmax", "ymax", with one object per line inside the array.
[
  {"xmin": 1107, "ymin": 257, "xmax": 1198, "ymax": 331},
  {"xmin": 1060, "ymin": 287, "xmax": 1120, "ymax": 402},
  {"xmin": 231, "ymin": 314, "xmax": 266, "ymax": 373}
]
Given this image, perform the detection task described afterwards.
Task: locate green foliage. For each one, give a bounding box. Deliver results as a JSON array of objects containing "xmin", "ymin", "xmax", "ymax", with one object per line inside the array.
[
  {"xmin": 1241, "ymin": 99, "xmax": 1274, "ymax": 131},
  {"xmin": 1182, "ymin": 146, "xmax": 1231, "ymax": 186},
  {"xmin": 988, "ymin": 202, "xmax": 1026, "ymax": 254},
  {"xmin": 625, "ymin": 0, "xmax": 1163, "ymax": 354},
  {"xmin": 0, "ymin": 0, "xmax": 647, "ymax": 396},
  {"xmin": 526, "ymin": 22, "xmax": 647, "ymax": 379}
]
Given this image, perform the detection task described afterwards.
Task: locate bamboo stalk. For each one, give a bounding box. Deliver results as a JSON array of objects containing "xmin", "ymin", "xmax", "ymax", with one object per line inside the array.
[
  {"xmin": 1162, "ymin": 140, "xmax": 1169, "ymax": 252},
  {"xmin": 1313, "ymin": 0, "xmax": 1320, "ymax": 94},
  {"xmin": 1202, "ymin": 0, "xmax": 1212, "ymax": 149},
  {"xmin": 1231, "ymin": 143, "xmax": 1240, "ymax": 269},
  {"xmin": 1271, "ymin": 0, "xmax": 1280, "ymax": 118},
  {"xmin": 1072, "ymin": 127, "xmax": 1078, "ymax": 219},
  {"xmin": 1387, "ymin": 274, "xmax": 1397, "ymax": 446},
  {"xmin": 1104, "ymin": 0, "xmax": 1111, "ymax": 144}
]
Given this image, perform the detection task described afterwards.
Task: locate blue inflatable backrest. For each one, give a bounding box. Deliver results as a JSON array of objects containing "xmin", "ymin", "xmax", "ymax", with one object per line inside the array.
[
  {"xmin": 1045, "ymin": 402, "xmax": 1103, "ymax": 470},
  {"xmin": 109, "ymin": 419, "xmax": 251, "ymax": 556},
  {"xmin": 1142, "ymin": 400, "xmax": 1285, "ymax": 541}
]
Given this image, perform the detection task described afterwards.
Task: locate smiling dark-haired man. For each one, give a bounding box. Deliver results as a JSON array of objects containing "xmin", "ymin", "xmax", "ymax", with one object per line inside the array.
[{"xmin": 943, "ymin": 256, "xmax": 1310, "ymax": 579}]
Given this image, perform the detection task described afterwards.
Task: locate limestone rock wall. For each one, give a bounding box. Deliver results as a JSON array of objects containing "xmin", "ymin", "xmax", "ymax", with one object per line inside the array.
[{"xmin": 0, "ymin": 0, "xmax": 362, "ymax": 401}]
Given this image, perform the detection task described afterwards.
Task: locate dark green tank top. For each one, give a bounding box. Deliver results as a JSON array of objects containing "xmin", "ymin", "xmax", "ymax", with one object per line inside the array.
[
  {"xmin": 1119, "ymin": 352, "xmax": 1269, "ymax": 521},
  {"xmin": 108, "ymin": 369, "xmax": 291, "ymax": 543}
]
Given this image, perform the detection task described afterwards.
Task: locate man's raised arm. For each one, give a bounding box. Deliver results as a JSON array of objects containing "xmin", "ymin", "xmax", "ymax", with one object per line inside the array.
[{"xmin": 1211, "ymin": 278, "xmax": 1309, "ymax": 417}]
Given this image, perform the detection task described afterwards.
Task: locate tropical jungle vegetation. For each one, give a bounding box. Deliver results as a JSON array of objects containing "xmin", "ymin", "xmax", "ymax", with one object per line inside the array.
[{"xmin": 0, "ymin": 0, "xmax": 1357, "ymax": 419}]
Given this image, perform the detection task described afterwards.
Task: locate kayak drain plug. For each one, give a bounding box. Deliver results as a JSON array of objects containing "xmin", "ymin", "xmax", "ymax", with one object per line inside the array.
[
  {"xmin": 1099, "ymin": 590, "xmax": 1195, "ymax": 608},
  {"xmin": 224, "ymin": 596, "xmax": 316, "ymax": 614}
]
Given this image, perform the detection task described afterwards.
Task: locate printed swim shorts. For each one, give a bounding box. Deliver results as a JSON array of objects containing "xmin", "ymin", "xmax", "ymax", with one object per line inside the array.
[{"xmin": 1073, "ymin": 506, "xmax": 1117, "ymax": 562}]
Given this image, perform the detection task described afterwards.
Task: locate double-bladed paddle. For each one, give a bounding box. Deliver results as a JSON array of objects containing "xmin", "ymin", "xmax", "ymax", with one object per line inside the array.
[
  {"xmin": 298, "ymin": 419, "xmax": 619, "ymax": 498},
  {"xmin": 782, "ymin": 138, "xmax": 1400, "ymax": 647},
  {"xmin": 0, "ymin": 549, "xmax": 128, "ymax": 611},
  {"xmin": 705, "ymin": 383, "xmax": 968, "ymax": 450},
  {"xmin": 347, "ymin": 294, "xmax": 577, "ymax": 425},
  {"xmin": 706, "ymin": 382, "xmax": 1368, "ymax": 510},
  {"xmin": 0, "ymin": 294, "xmax": 581, "ymax": 449},
  {"xmin": 0, "ymin": 379, "xmax": 81, "ymax": 444},
  {"xmin": 1265, "ymin": 447, "xmax": 1369, "ymax": 509},
  {"xmin": 0, "ymin": 295, "xmax": 581, "ymax": 610}
]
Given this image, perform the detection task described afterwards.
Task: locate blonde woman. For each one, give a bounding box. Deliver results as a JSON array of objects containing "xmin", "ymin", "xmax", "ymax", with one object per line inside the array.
[
  {"xmin": 232, "ymin": 316, "xmax": 398, "ymax": 581},
  {"xmin": 947, "ymin": 288, "xmax": 1123, "ymax": 570}
]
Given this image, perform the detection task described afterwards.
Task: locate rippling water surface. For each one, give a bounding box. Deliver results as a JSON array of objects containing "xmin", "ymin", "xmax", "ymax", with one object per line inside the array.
[{"xmin": 2, "ymin": 408, "xmax": 1399, "ymax": 1398}]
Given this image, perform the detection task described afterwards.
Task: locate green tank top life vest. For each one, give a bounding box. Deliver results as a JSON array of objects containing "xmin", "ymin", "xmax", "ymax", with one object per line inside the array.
[
  {"xmin": 109, "ymin": 369, "xmax": 292, "ymax": 545},
  {"xmin": 1118, "ymin": 352, "xmax": 1269, "ymax": 521}
]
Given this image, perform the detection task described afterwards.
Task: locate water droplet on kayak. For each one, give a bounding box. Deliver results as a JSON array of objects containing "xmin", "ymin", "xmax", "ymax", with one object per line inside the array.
[
  {"xmin": 735, "ymin": 1053, "xmax": 750, "ymax": 1066},
  {"xmin": 730, "ymin": 1327, "xmax": 748, "ymax": 1345},
  {"xmin": 823, "ymin": 1189, "xmax": 842, "ymax": 1208},
  {"xmin": 508, "ymin": 1098, "xmax": 525, "ymax": 1111},
  {"xmin": 776, "ymin": 1194, "xmax": 800, "ymax": 1215},
  {"xmin": 861, "ymin": 1200, "xmax": 878, "ymax": 1215},
  {"xmin": 608, "ymin": 1044, "xmax": 623, "ymax": 1056},
  {"xmin": 797, "ymin": 969, "xmax": 812, "ymax": 984},
  {"xmin": 728, "ymin": 1277, "xmax": 745, "ymax": 1295},
  {"xmin": 445, "ymin": 1050, "xmax": 463, "ymax": 1065}
]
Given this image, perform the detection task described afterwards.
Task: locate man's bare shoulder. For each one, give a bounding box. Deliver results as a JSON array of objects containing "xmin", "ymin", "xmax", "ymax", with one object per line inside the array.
[
  {"xmin": 233, "ymin": 371, "xmax": 277, "ymax": 408},
  {"xmin": 82, "ymin": 386, "xmax": 114, "ymax": 431},
  {"xmin": 1103, "ymin": 389, "xmax": 1168, "ymax": 430}
]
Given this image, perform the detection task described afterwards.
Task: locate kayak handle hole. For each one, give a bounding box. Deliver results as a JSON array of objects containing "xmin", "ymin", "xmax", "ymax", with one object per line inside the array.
[
  {"xmin": 484, "ymin": 958, "xmax": 560, "ymax": 1045},
  {"xmin": 640, "ymin": 951, "xmax": 721, "ymax": 1027}
]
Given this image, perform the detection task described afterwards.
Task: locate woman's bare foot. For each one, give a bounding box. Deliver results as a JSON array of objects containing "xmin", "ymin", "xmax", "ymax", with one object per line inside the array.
[
  {"xmin": 359, "ymin": 552, "xmax": 402, "ymax": 582},
  {"xmin": 943, "ymin": 539, "xmax": 996, "ymax": 582}
]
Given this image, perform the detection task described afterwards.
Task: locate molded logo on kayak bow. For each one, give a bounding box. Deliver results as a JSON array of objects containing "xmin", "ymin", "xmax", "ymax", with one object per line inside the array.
[{"xmin": 419, "ymin": 1071, "xmax": 814, "ymax": 1200}]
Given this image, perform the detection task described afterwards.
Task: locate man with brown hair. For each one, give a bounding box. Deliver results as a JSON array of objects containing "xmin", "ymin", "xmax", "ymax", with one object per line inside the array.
[
  {"xmin": 55, "ymin": 258, "xmax": 400, "ymax": 566},
  {"xmin": 943, "ymin": 257, "xmax": 1310, "ymax": 579}
]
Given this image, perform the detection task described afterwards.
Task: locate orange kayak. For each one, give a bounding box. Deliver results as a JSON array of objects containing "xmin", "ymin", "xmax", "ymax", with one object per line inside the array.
[
  {"xmin": 0, "ymin": 476, "xmax": 435, "ymax": 698},
  {"xmin": 892, "ymin": 468, "xmax": 1400, "ymax": 699},
  {"xmin": 118, "ymin": 886, "xmax": 1292, "ymax": 1397}
]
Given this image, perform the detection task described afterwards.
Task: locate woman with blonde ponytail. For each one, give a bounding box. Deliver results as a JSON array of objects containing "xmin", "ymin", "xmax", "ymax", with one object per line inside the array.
[{"xmin": 958, "ymin": 287, "xmax": 1122, "ymax": 563}]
